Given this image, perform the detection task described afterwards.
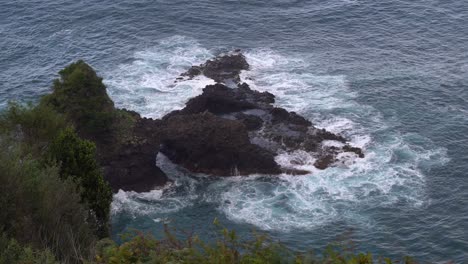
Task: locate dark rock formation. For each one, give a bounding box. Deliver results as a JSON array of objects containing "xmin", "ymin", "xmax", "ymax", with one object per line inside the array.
[
  {"xmin": 168, "ymin": 84, "xmax": 257, "ymax": 116},
  {"xmin": 41, "ymin": 61, "xmax": 168, "ymax": 192},
  {"xmin": 165, "ymin": 52, "xmax": 364, "ymax": 173},
  {"xmin": 313, "ymin": 154, "xmax": 336, "ymax": 170},
  {"xmin": 180, "ymin": 51, "xmax": 249, "ymax": 84},
  {"xmin": 343, "ymin": 145, "xmax": 365, "ymax": 158},
  {"xmin": 160, "ymin": 113, "xmax": 280, "ymax": 175},
  {"xmin": 234, "ymin": 113, "xmax": 264, "ymax": 131},
  {"xmin": 99, "ymin": 113, "xmax": 169, "ymax": 192},
  {"xmin": 45, "ymin": 53, "xmax": 364, "ymax": 192},
  {"xmin": 101, "ymin": 139, "xmax": 167, "ymax": 192}
]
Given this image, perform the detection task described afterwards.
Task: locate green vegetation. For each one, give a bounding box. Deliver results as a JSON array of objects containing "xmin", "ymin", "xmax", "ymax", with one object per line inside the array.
[
  {"xmin": 0, "ymin": 234, "xmax": 56, "ymax": 264},
  {"xmin": 40, "ymin": 60, "xmax": 137, "ymax": 144},
  {"xmin": 48, "ymin": 128, "xmax": 112, "ymax": 237},
  {"xmin": 40, "ymin": 60, "xmax": 116, "ymax": 136},
  {"xmin": 0, "ymin": 101, "xmax": 112, "ymax": 262},
  {"xmin": 0, "ymin": 102, "xmax": 68, "ymax": 155},
  {"xmin": 94, "ymin": 223, "xmax": 414, "ymax": 264},
  {"xmin": 0, "ymin": 61, "xmax": 418, "ymax": 263},
  {"xmin": 0, "ymin": 139, "xmax": 97, "ymax": 262}
]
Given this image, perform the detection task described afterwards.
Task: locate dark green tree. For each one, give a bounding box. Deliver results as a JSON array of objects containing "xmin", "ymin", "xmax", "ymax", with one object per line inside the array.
[
  {"xmin": 41, "ymin": 60, "xmax": 116, "ymax": 136},
  {"xmin": 49, "ymin": 128, "xmax": 112, "ymax": 237}
]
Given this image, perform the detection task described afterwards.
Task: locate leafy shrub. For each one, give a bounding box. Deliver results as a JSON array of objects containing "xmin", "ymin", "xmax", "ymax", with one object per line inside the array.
[
  {"xmin": 0, "ymin": 101, "xmax": 113, "ymax": 237},
  {"xmin": 0, "ymin": 233, "xmax": 57, "ymax": 264},
  {"xmin": 0, "ymin": 102, "xmax": 68, "ymax": 155},
  {"xmin": 95, "ymin": 226, "xmax": 287, "ymax": 264},
  {"xmin": 40, "ymin": 60, "xmax": 139, "ymax": 150},
  {"xmin": 0, "ymin": 140, "xmax": 97, "ymax": 263},
  {"xmin": 94, "ymin": 221, "xmax": 415, "ymax": 264},
  {"xmin": 48, "ymin": 128, "xmax": 112, "ymax": 237},
  {"xmin": 40, "ymin": 60, "xmax": 116, "ymax": 136},
  {"xmin": 0, "ymin": 101, "xmax": 113, "ymax": 236}
]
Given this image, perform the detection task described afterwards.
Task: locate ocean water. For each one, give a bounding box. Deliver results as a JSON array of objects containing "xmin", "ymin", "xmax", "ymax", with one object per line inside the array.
[{"xmin": 1, "ymin": 0, "xmax": 467, "ymax": 262}]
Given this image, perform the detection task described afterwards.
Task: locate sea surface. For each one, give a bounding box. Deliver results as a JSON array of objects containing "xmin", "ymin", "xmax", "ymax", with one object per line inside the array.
[{"xmin": 1, "ymin": 0, "xmax": 467, "ymax": 262}]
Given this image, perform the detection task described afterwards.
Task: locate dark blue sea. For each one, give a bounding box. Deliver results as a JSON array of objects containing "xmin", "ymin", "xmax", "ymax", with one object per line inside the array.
[{"xmin": 1, "ymin": 0, "xmax": 467, "ymax": 262}]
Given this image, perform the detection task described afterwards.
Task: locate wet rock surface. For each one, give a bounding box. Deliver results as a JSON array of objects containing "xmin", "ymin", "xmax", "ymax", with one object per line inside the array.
[
  {"xmin": 97, "ymin": 111, "xmax": 169, "ymax": 192},
  {"xmin": 162, "ymin": 52, "xmax": 364, "ymax": 174},
  {"xmin": 180, "ymin": 51, "xmax": 249, "ymax": 84},
  {"xmin": 101, "ymin": 142, "xmax": 167, "ymax": 192},
  {"xmin": 160, "ymin": 113, "xmax": 281, "ymax": 175},
  {"xmin": 70, "ymin": 52, "xmax": 364, "ymax": 192}
]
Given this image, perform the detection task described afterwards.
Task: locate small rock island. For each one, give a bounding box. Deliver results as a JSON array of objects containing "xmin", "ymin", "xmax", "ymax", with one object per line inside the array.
[{"xmin": 44, "ymin": 51, "xmax": 364, "ymax": 193}]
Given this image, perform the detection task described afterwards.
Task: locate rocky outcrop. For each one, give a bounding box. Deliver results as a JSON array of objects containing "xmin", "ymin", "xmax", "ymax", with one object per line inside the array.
[
  {"xmin": 99, "ymin": 113, "xmax": 168, "ymax": 192},
  {"xmin": 41, "ymin": 61, "xmax": 168, "ymax": 193},
  {"xmin": 46, "ymin": 53, "xmax": 364, "ymax": 192},
  {"xmin": 179, "ymin": 51, "xmax": 249, "ymax": 84},
  {"xmin": 164, "ymin": 52, "xmax": 364, "ymax": 174},
  {"xmin": 101, "ymin": 140, "xmax": 167, "ymax": 192},
  {"xmin": 161, "ymin": 113, "xmax": 280, "ymax": 175}
]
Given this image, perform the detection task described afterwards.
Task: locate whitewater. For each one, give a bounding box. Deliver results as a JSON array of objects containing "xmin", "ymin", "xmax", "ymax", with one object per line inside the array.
[
  {"xmin": 2, "ymin": 0, "xmax": 467, "ymax": 261},
  {"xmin": 108, "ymin": 35, "xmax": 448, "ymax": 245}
]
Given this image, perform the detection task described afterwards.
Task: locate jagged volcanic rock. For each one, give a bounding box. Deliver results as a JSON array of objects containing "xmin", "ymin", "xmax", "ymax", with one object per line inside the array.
[
  {"xmin": 179, "ymin": 51, "xmax": 249, "ymax": 84},
  {"xmin": 100, "ymin": 112, "xmax": 168, "ymax": 192},
  {"xmin": 101, "ymin": 141, "xmax": 167, "ymax": 192},
  {"xmin": 164, "ymin": 52, "xmax": 364, "ymax": 174},
  {"xmin": 48, "ymin": 54, "xmax": 364, "ymax": 192},
  {"xmin": 160, "ymin": 113, "xmax": 281, "ymax": 175},
  {"xmin": 41, "ymin": 61, "xmax": 168, "ymax": 193}
]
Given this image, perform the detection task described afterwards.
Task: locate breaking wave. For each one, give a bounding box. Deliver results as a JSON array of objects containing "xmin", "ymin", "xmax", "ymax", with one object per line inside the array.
[{"xmin": 108, "ymin": 37, "xmax": 449, "ymax": 232}]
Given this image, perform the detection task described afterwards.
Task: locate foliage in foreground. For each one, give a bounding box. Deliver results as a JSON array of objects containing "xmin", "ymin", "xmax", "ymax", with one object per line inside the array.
[
  {"xmin": 94, "ymin": 222, "xmax": 415, "ymax": 264},
  {"xmin": 0, "ymin": 233, "xmax": 57, "ymax": 264},
  {"xmin": 1, "ymin": 221, "xmax": 417, "ymax": 264},
  {"xmin": 0, "ymin": 103, "xmax": 112, "ymax": 262},
  {"xmin": 0, "ymin": 140, "xmax": 97, "ymax": 263},
  {"xmin": 0, "ymin": 102, "xmax": 112, "ymax": 236},
  {"xmin": 0, "ymin": 102, "xmax": 68, "ymax": 155}
]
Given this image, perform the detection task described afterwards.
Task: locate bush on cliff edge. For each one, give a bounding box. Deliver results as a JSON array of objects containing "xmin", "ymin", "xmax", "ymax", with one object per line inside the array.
[
  {"xmin": 48, "ymin": 128, "xmax": 112, "ymax": 237},
  {"xmin": 0, "ymin": 102, "xmax": 112, "ymax": 262},
  {"xmin": 40, "ymin": 60, "xmax": 116, "ymax": 136},
  {"xmin": 0, "ymin": 140, "xmax": 97, "ymax": 263}
]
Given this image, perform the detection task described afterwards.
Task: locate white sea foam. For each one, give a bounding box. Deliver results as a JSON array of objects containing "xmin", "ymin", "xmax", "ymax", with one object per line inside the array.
[
  {"xmin": 109, "ymin": 39, "xmax": 449, "ymax": 232},
  {"xmin": 214, "ymin": 49, "xmax": 448, "ymax": 230},
  {"xmin": 240, "ymin": 50, "xmax": 356, "ymax": 113},
  {"xmin": 275, "ymin": 150, "xmax": 318, "ymax": 173},
  {"xmin": 112, "ymin": 188, "xmax": 165, "ymax": 216},
  {"xmin": 103, "ymin": 36, "xmax": 215, "ymax": 119},
  {"xmin": 111, "ymin": 154, "xmax": 201, "ymax": 217}
]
